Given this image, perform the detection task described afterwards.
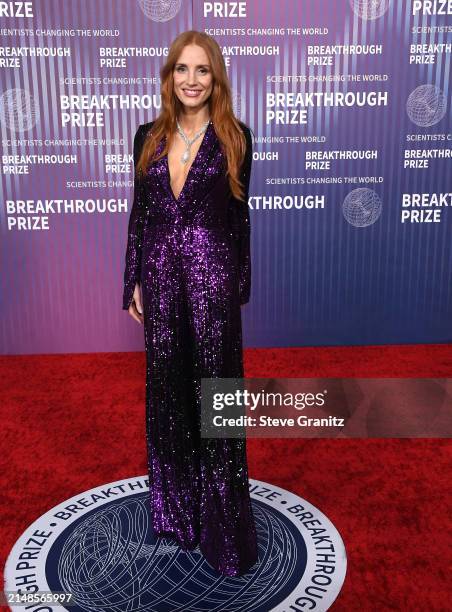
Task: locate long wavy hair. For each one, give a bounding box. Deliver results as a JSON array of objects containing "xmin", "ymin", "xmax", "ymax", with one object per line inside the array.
[{"xmin": 136, "ymin": 30, "xmax": 250, "ymax": 202}]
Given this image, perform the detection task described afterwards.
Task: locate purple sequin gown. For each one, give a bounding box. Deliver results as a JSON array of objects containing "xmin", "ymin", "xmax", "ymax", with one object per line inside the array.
[{"xmin": 122, "ymin": 119, "xmax": 258, "ymax": 576}]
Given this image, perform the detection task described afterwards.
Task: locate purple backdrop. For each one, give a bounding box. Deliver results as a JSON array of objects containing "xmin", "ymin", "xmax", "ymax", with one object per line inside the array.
[{"xmin": 1, "ymin": 0, "xmax": 451, "ymax": 354}]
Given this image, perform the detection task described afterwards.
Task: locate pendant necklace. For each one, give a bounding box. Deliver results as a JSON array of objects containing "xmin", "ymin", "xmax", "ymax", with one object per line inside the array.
[{"xmin": 176, "ymin": 118, "xmax": 210, "ymax": 164}]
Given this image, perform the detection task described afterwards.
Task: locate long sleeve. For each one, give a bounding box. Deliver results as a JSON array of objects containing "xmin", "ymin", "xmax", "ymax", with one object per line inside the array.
[
  {"xmin": 122, "ymin": 124, "xmax": 146, "ymax": 310},
  {"xmin": 230, "ymin": 124, "xmax": 253, "ymax": 305}
]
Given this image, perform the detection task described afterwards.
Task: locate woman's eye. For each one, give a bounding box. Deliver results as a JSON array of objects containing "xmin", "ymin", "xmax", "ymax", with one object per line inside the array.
[{"xmin": 175, "ymin": 66, "xmax": 209, "ymax": 73}]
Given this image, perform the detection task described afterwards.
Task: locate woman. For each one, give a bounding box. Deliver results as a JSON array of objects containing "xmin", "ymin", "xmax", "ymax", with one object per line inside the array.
[{"xmin": 122, "ymin": 30, "xmax": 258, "ymax": 577}]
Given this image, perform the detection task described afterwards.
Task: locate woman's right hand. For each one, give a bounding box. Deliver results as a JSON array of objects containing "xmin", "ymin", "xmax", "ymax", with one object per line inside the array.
[{"xmin": 128, "ymin": 282, "xmax": 144, "ymax": 324}]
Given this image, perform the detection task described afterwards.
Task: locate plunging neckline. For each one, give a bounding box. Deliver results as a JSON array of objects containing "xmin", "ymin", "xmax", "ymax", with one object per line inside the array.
[{"xmin": 165, "ymin": 121, "xmax": 211, "ymax": 203}]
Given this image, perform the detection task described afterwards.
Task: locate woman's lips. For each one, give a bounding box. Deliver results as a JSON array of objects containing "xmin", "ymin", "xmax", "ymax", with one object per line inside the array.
[{"xmin": 183, "ymin": 89, "xmax": 202, "ymax": 97}]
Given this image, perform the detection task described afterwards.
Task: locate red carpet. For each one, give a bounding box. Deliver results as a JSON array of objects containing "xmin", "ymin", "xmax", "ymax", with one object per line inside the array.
[{"xmin": 1, "ymin": 344, "xmax": 451, "ymax": 611}]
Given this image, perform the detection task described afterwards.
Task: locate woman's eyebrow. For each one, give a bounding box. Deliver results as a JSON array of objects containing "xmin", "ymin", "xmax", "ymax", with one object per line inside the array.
[{"xmin": 175, "ymin": 63, "xmax": 210, "ymax": 68}]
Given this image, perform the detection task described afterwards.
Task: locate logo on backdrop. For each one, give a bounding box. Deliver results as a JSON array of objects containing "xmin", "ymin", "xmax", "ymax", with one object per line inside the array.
[
  {"xmin": 137, "ymin": 0, "xmax": 181, "ymax": 22},
  {"xmin": 406, "ymin": 84, "xmax": 448, "ymax": 127},
  {"xmin": 4, "ymin": 476, "xmax": 347, "ymax": 612},
  {"xmin": 349, "ymin": 0, "xmax": 390, "ymax": 20},
  {"xmin": 0, "ymin": 88, "xmax": 39, "ymax": 132},
  {"xmin": 342, "ymin": 187, "xmax": 382, "ymax": 227}
]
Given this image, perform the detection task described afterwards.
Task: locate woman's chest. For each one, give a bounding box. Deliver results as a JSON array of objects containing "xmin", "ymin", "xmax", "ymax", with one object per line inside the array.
[
  {"xmin": 143, "ymin": 125, "xmax": 227, "ymax": 210},
  {"xmin": 167, "ymin": 133, "xmax": 205, "ymax": 201}
]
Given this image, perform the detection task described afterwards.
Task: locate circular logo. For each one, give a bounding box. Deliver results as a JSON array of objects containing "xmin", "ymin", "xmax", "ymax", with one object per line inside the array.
[
  {"xmin": 348, "ymin": 0, "xmax": 390, "ymax": 20},
  {"xmin": 4, "ymin": 476, "xmax": 347, "ymax": 611},
  {"xmin": 0, "ymin": 88, "xmax": 39, "ymax": 132},
  {"xmin": 342, "ymin": 187, "xmax": 382, "ymax": 227},
  {"xmin": 137, "ymin": 0, "xmax": 181, "ymax": 22},
  {"xmin": 406, "ymin": 84, "xmax": 447, "ymax": 127}
]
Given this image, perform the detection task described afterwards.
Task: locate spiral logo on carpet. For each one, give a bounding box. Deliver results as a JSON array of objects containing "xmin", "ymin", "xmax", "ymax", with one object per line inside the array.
[{"xmin": 4, "ymin": 476, "xmax": 347, "ymax": 611}]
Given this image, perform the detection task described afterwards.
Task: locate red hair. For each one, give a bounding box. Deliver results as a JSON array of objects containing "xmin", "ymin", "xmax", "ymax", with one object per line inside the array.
[{"xmin": 136, "ymin": 30, "xmax": 250, "ymax": 202}]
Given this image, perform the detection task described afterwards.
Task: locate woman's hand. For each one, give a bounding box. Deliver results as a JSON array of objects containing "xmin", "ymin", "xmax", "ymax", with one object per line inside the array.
[{"xmin": 128, "ymin": 282, "xmax": 144, "ymax": 324}]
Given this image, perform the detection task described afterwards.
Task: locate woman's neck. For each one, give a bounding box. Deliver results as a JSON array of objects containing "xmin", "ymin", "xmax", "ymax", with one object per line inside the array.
[{"xmin": 177, "ymin": 110, "xmax": 210, "ymax": 134}]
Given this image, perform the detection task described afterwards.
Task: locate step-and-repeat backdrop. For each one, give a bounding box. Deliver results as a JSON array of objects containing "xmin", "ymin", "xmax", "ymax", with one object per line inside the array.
[{"xmin": 1, "ymin": 0, "xmax": 451, "ymax": 354}]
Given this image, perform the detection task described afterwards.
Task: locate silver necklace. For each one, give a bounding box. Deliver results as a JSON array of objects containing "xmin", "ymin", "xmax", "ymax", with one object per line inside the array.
[{"xmin": 176, "ymin": 118, "xmax": 210, "ymax": 164}]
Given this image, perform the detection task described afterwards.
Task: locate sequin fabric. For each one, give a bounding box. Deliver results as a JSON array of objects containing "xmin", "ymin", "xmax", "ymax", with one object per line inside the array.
[{"xmin": 122, "ymin": 119, "xmax": 258, "ymax": 576}]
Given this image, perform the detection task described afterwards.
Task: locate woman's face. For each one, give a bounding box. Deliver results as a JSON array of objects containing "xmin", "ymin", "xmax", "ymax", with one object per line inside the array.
[{"xmin": 173, "ymin": 44, "xmax": 213, "ymax": 112}]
